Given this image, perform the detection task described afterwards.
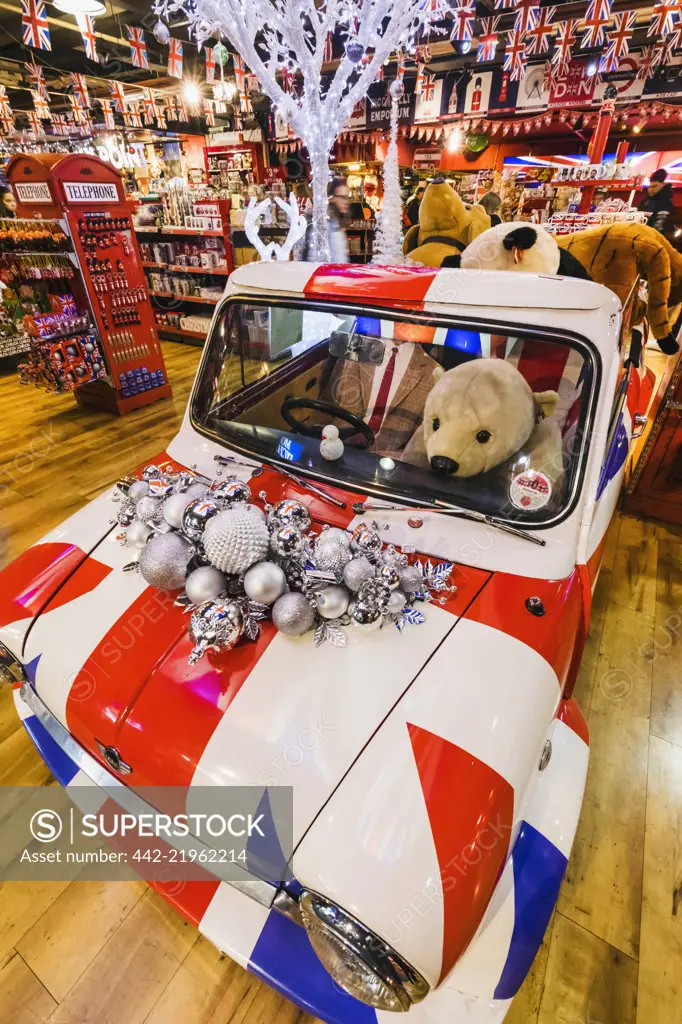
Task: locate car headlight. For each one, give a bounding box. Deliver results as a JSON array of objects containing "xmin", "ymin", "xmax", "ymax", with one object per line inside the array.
[
  {"xmin": 300, "ymin": 891, "xmax": 429, "ymax": 1012},
  {"xmin": 0, "ymin": 642, "xmax": 25, "ymax": 686}
]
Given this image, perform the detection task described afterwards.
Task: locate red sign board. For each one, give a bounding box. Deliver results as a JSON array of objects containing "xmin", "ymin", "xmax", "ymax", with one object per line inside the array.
[{"xmin": 549, "ymin": 60, "xmax": 596, "ymax": 109}]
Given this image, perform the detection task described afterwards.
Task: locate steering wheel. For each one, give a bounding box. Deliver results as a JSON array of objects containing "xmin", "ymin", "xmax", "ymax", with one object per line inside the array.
[{"xmin": 280, "ymin": 397, "xmax": 375, "ymax": 445}]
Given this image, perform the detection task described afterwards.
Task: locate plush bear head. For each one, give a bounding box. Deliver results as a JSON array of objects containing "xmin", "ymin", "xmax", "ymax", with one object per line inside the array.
[
  {"xmin": 450, "ymin": 222, "xmax": 591, "ymax": 279},
  {"xmin": 403, "ymin": 178, "xmax": 490, "ymax": 267},
  {"xmin": 423, "ymin": 358, "xmax": 559, "ymax": 478}
]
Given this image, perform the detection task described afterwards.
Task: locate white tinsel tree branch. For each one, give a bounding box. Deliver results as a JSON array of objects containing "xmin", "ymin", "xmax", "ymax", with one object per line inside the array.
[
  {"xmin": 373, "ymin": 84, "xmax": 404, "ymax": 265},
  {"xmin": 154, "ymin": 0, "xmax": 450, "ymax": 260}
]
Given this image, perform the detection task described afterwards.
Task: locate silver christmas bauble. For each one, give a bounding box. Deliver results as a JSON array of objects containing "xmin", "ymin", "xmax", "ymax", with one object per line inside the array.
[
  {"xmin": 184, "ymin": 482, "xmax": 209, "ymax": 499},
  {"xmin": 138, "ymin": 532, "xmax": 193, "ymax": 590},
  {"xmin": 243, "ymin": 561, "xmax": 286, "ymax": 605},
  {"xmin": 148, "ymin": 477, "xmax": 174, "ymax": 500},
  {"xmin": 189, "ymin": 599, "xmax": 243, "ymax": 664},
  {"xmin": 136, "ymin": 496, "xmax": 164, "ymax": 525},
  {"xmin": 185, "ymin": 566, "xmax": 227, "ymax": 605},
  {"xmin": 316, "ymin": 584, "xmax": 350, "ymax": 620},
  {"xmin": 381, "ymin": 545, "xmax": 404, "ymax": 566},
  {"xmin": 342, "ymin": 556, "xmax": 375, "ymax": 592},
  {"xmin": 203, "ymin": 505, "xmax": 270, "ymax": 575},
  {"xmin": 211, "ymin": 477, "xmax": 252, "ymax": 506},
  {"xmin": 314, "ymin": 533, "xmax": 352, "ymax": 575},
  {"xmin": 142, "ymin": 464, "xmax": 161, "ymax": 481},
  {"xmin": 350, "ymin": 523, "xmax": 383, "ymax": 563},
  {"xmin": 163, "ymin": 492, "xmax": 193, "ymax": 530},
  {"xmin": 398, "ymin": 565, "xmax": 423, "ymax": 594},
  {"xmin": 117, "ymin": 500, "xmax": 136, "ymax": 527},
  {"xmin": 388, "ymin": 590, "xmax": 407, "ymax": 614},
  {"xmin": 267, "ymin": 499, "xmax": 311, "ymax": 532},
  {"xmin": 125, "ymin": 519, "xmax": 152, "ymax": 549},
  {"xmin": 172, "ymin": 471, "xmax": 198, "ymax": 493},
  {"xmin": 270, "ymin": 524, "xmax": 306, "ymax": 559},
  {"xmin": 321, "ymin": 527, "xmax": 350, "ymax": 546},
  {"xmin": 128, "ymin": 479, "xmax": 149, "ymax": 502},
  {"xmin": 351, "ymin": 601, "xmax": 383, "ymax": 631},
  {"xmin": 356, "ymin": 578, "xmax": 392, "ymax": 611},
  {"xmin": 272, "ymin": 592, "xmax": 315, "ymax": 636},
  {"xmin": 378, "ymin": 564, "xmax": 401, "ymax": 591},
  {"xmin": 153, "ymin": 18, "xmax": 171, "ymax": 44},
  {"xmin": 182, "ymin": 498, "xmax": 221, "ymax": 541}
]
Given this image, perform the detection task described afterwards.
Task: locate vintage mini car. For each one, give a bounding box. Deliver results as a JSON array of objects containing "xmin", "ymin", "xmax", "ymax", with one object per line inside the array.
[{"xmin": 0, "ymin": 262, "xmax": 651, "ymax": 1023}]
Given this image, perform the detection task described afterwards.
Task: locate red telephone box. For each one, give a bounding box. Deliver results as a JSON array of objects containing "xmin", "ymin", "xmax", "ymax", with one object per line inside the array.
[{"xmin": 6, "ymin": 152, "xmax": 171, "ymax": 415}]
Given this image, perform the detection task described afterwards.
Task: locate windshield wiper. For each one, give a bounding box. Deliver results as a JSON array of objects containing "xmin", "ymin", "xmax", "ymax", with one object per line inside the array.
[
  {"xmin": 352, "ymin": 497, "xmax": 545, "ymax": 546},
  {"xmin": 214, "ymin": 454, "xmax": 347, "ymax": 510}
]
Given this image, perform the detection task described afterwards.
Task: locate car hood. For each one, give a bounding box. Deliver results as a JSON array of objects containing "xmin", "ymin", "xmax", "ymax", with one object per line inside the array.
[{"xmin": 21, "ymin": 513, "xmax": 491, "ymax": 845}]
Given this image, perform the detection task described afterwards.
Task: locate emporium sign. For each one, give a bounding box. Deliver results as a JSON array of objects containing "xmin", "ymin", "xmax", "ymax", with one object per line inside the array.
[{"xmin": 365, "ymin": 82, "xmax": 416, "ymax": 129}]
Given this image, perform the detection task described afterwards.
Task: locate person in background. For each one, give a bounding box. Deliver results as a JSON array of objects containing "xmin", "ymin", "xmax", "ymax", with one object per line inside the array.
[
  {"xmin": 639, "ymin": 168, "xmax": 675, "ymax": 237},
  {"xmin": 480, "ymin": 190, "xmax": 502, "ymax": 226},
  {"xmin": 405, "ymin": 183, "xmax": 426, "ymax": 227},
  {"xmin": 0, "ymin": 189, "xmax": 17, "ymax": 218},
  {"xmin": 297, "ymin": 176, "xmax": 350, "ymax": 261}
]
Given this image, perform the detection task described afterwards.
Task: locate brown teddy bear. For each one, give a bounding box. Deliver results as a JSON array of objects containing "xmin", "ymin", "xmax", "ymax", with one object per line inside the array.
[{"xmin": 403, "ymin": 178, "xmax": 490, "ymax": 267}]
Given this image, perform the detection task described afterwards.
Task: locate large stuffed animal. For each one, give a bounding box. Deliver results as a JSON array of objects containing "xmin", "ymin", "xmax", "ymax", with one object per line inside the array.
[
  {"xmin": 557, "ymin": 222, "xmax": 682, "ymax": 354},
  {"xmin": 403, "ymin": 178, "xmax": 490, "ymax": 267},
  {"xmin": 403, "ymin": 358, "xmax": 565, "ymax": 502},
  {"xmin": 451, "ymin": 222, "xmax": 591, "ymax": 279}
]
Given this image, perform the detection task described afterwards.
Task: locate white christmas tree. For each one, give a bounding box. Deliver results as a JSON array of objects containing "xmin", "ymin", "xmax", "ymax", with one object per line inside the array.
[
  {"xmin": 372, "ymin": 82, "xmax": 404, "ymax": 264},
  {"xmin": 153, "ymin": 0, "xmax": 451, "ymax": 259}
]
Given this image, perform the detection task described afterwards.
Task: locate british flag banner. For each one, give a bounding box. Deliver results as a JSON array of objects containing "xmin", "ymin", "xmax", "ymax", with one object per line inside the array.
[
  {"xmin": 669, "ymin": 18, "xmax": 682, "ymax": 48},
  {"xmin": 98, "ymin": 97, "xmax": 115, "ymax": 130},
  {"xmin": 450, "ymin": 1, "xmax": 476, "ymax": 42},
  {"xmin": 648, "ymin": 0, "xmax": 680, "ymax": 36},
  {"xmin": 204, "ymin": 99, "xmax": 216, "ymax": 126},
  {"xmin": 477, "ymin": 17, "xmax": 500, "ymax": 61},
  {"xmin": 419, "ymin": 71, "xmax": 436, "ymax": 101},
  {"xmin": 494, "ymin": 0, "xmax": 515, "ymax": 8},
  {"xmin": 31, "ymin": 89, "xmax": 50, "ymax": 120},
  {"xmin": 552, "ymin": 19, "xmax": 578, "ymax": 71},
  {"xmin": 239, "ymin": 90, "xmax": 253, "ymax": 114},
  {"xmin": 69, "ymin": 96, "xmax": 86, "ymax": 124},
  {"xmin": 525, "ymin": 7, "xmax": 555, "ymax": 55},
  {"xmin": 156, "ymin": 102, "xmax": 167, "ymax": 129},
  {"xmin": 581, "ymin": 0, "xmax": 612, "ymax": 48},
  {"xmin": 143, "ymin": 88, "xmax": 159, "ymax": 125},
  {"xmin": 176, "ymin": 96, "xmax": 188, "ymax": 121},
  {"xmin": 168, "ymin": 37, "xmax": 183, "ymax": 79},
  {"xmin": 0, "ymin": 111, "xmax": 14, "ymax": 134},
  {"xmin": 514, "ymin": 0, "xmax": 539, "ymax": 35},
  {"xmin": 124, "ymin": 103, "xmax": 142, "ymax": 128},
  {"xmin": 206, "ymin": 47, "xmax": 216, "ymax": 84},
  {"xmin": 0, "ymin": 86, "xmax": 12, "ymax": 120},
  {"xmin": 109, "ymin": 81, "xmax": 126, "ymax": 113},
  {"xmin": 415, "ymin": 63, "xmax": 425, "ymax": 94},
  {"xmin": 22, "ymin": 0, "xmax": 50, "ymax": 51},
  {"xmin": 27, "ymin": 109, "xmax": 41, "ymax": 134},
  {"xmin": 504, "ymin": 30, "xmax": 526, "ymax": 81},
  {"xmin": 233, "ymin": 54, "xmax": 247, "ymax": 92},
  {"xmin": 75, "ymin": 13, "xmax": 97, "ymax": 62},
  {"xmin": 70, "ymin": 73, "xmax": 90, "ymax": 109},
  {"xmin": 25, "ymin": 59, "xmax": 47, "ymax": 98},
  {"xmin": 51, "ymin": 113, "xmax": 67, "ymax": 135},
  {"xmin": 127, "ymin": 26, "xmax": 148, "ymax": 70},
  {"xmin": 600, "ymin": 10, "xmax": 636, "ymax": 71}
]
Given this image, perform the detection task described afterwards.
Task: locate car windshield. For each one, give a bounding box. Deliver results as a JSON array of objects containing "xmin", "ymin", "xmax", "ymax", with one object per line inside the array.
[{"xmin": 191, "ymin": 299, "xmax": 596, "ymax": 525}]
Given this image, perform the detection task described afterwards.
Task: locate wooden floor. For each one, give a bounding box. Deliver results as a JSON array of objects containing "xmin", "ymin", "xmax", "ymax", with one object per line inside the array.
[{"xmin": 1, "ymin": 341, "xmax": 681, "ymax": 1023}]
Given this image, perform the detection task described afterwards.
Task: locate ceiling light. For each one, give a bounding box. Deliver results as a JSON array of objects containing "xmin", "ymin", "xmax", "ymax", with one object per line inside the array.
[
  {"xmin": 54, "ymin": 0, "xmax": 106, "ymax": 14},
  {"xmin": 183, "ymin": 82, "xmax": 201, "ymax": 104},
  {"xmin": 447, "ymin": 127, "xmax": 462, "ymax": 152}
]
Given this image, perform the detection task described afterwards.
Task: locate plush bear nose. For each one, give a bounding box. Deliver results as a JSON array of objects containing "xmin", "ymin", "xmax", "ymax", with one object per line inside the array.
[{"xmin": 431, "ymin": 456, "xmax": 459, "ymax": 475}]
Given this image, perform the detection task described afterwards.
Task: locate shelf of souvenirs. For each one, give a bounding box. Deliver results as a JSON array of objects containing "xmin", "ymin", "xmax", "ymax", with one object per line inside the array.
[
  {"xmin": 142, "ymin": 261, "xmax": 230, "ymax": 277},
  {"xmin": 146, "ymin": 268, "xmax": 224, "ymax": 306},
  {"xmin": 138, "ymin": 237, "xmax": 229, "ymax": 275},
  {"xmin": 0, "ymin": 219, "xmax": 72, "ymax": 254},
  {"xmin": 546, "ymin": 207, "xmax": 648, "ymax": 235},
  {"xmin": 0, "ymin": 252, "xmax": 76, "ymax": 281},
  {"xmin": 154, "ymin": 311, "xmax": 211, "ymax": 343},
  {"xmin": 150, "ymin": 292, "xmax": 220, "ymax": 305}
]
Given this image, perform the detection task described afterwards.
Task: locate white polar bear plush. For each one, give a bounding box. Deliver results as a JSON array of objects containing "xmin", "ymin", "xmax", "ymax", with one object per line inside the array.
[{"xmin": 441, "ymin": 222, "xmax": 591, "ymax": 279}]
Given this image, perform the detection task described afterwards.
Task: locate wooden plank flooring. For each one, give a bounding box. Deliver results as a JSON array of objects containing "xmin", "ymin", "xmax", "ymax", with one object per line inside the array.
[{"xmin": 1, "ymin": 342, "xmax": 681, "ymax": 1023}]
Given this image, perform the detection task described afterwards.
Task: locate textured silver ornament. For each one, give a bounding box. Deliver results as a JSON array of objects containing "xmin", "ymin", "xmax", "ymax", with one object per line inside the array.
[
  {"xmin": 314, "ymin": 533, "xmax": 352, "ymax": 576},
  {"xmin": 270, "ymin": 524, "xmax": 306, "ymax": 559},
  {"xmin": 342, "ymin": 556, "xmax": 375, "ymax": 592},
  {"xmin": 142, "ymin": 464, "xmax": 161, "ymax": 481},
  {"xmin": 243, "ymin": 561, "xmax": 286, "ymax": 605},
  {"xmin": 203, "ymin": 505, "xmax": 270, "ymax": 575},
  {"xmin": 398, "ymin": 565, "xmax": 423, "ymax": 594},
  {"xmin": 356, "ymin": 577, "xmax": 392, "ymax": 611},
  {"xmin": 185, "ymin": 566, "xmax": 227, "ymax": 605},
  {"xmin": 163, "ymin": 492, "xmax": 193, "ymax": 530},
  {"xmin": 210, "ymin": 477, "xmax": 252, "ymax": 506},
  {"xmin": 117, "ymin": 500, "xmax": 136, "ymax": 527},
  {"xmin": 320, "ymin": 527, "xmax": 350, "ymax": 547},
  {"xmin": 350, "ymin": 523, "xmax": 383, "ymax": 563},
  {"xmin": 184, "ymin": 482, "xmax": 209, "ymax": 499},
  {"xmin": 153, "ymin": 18, "xmax": 171, "ymax": 44},
  {"xmin": 189, "ymin": 599, "xmax": 243, "ymax": 664},
  {"xmin": 267, "ymin": 499, "xmax": 311, "ymax": 532},
  {"xmin": 138, "ymin": 533, "xmax": 193, "ymax": 590},
  {"xmin": 272, "ymin": 592, "xmax": 315, "ymax": 636},
  {"xmin": 378, "ymin": 564, "xmax": 401, "ymax": 591},
  {"xmin": 182, "ymin": 498, "xmax": 221, "ymax": 541},
  {"xmin": 135, "ymin": 496, "xmax": 164, "ymax": 525},
  {"xmin": 316, "ymin": 584, "xmax": 351, "ymax": 620},
  {"xmin": 128, "ymin": 480, "xmax": 150, "ymax": 502},
  {"xmin": 351, "ymin": 602, "xmax": 383, "ymax": 631},
  {"xmin": 387, "ymin": 590, "xmax": 407, "ymax": 614},
  {"xmin": 125, "ymin": 519, "xmax": 153, "ymax": 549}
]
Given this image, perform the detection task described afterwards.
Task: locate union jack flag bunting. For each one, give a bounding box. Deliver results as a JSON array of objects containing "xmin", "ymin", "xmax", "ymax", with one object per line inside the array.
[
  {"xmin": 51, "ymin": 113, "xmax": 67, "ymax": 135},
  {"xmin": 0, "ymin": 112, "xmax": 14, "ymax": 134},
  {"xmin": 669, "ymin": 18, "xmax": 682, "ymax": 48},
  {"xmin": 648, "ymin": 0, "xmax": 679, "ymax": 36},
  {"xmin": 70, "ymin": 73, "xmax": 90, "ymax": 109},
  {"xmin": 156, "ymin": 103, "xmax": 167, "ymax": 129},
  {"xmin": 450, "ymin": 1, "xmax": 476, "ymax": 42},
  {"xmin": 420, "ymin": 72, "xmax": 436, "ymax": 101},
  {"xmin": 124, "ymin": 104, "xmax": 141, "ymax": 128},
  {"xmin": 99, "ymin": 98, "xmax": 115, "ymax": 130},
  {"xmin": 494, "ymin": 0, "xmax": 515, "ymax": 8},
  {"xmin": 415, "ymin": 63, "xmax": 425, "ymax": 94},
  {"xmin": 552, "ymin": 19, "xmax": 578, "ymax": 71},
  {"xmin": 143, "ymin": 88, "xmax": 158, "ymax": 124},
  {"xmin": 110, "ymin": 81, "xmax": 125, "ymax": 113},
  {"xmin": 543, "ymin": 60, "xmax": 558, "ymax": 92},
  {"xmin": 127, "ymin": 26, "xmax": 148, "ymax": 70},
  {"xmin": 239, "ymin": 90, "xmax": 252, "ymax": 114},
  {"xmin": 204, "ymin": 99, "xmax": 215, "ymax": 126},
  {"xmin": 600, "ymin": 10, "xmax": 636, "ymax": 71},
  {"xmin": 25, "ymin": 59, "xmax": 47, "ymax": 98},
  {"xmin": 514, "ymin": 0, "xmax": 539, "ymax": 35},
  {"xmin": 206, "ymin": 47, "xmax": 216, "ymax": 84},
  {"xmin": 168, "ymin": 37, "xmax": 183, "ymax": 78},
  {"xmin": 176, "ymin": 97, "xmax": 188, "ymax": 121},
  {"xmin": 75, "ymin": 13, "xmax": 97, "ymax": 62},
  {"xmin": 233, "ymin": 54, "xmax": 247, "ymax": 91},
  {"xmin": 0, "ymin": 86, "xmax": 12, "ymax": 119},
  {"xmin": 581, "ymin": 0, "xmax": 612, "ymax": 48},
  {"xmin": 27, "ymin": 110, "xmax": 41, "ymax": 134},
  {"xmin": 68, "ymin": 96, "xmax": 86, "ymax": 124},
  {"xmin": 504, "ymin": 30, "xmax": 526, "ymax": 80},
  {"xmin": 477, "ymin": 17, "xmax": 500, "ymax": 61},
  {"xmin": 525, "ymin": 7, "xmax": 555, "ymax": 55},
  {"xmin": 233, "ymin": 107, "xmax": 243, "ymax": 131},
  {"xmin": 22, "ymin": 0, "xmax": 50, "ymax": 51},
  {"xmin": 31, "ymin": 89, "xmax": 50, "ymax": 119}
]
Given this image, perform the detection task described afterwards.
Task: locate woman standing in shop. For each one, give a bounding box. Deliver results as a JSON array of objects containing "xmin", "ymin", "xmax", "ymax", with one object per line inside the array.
[{"xmin": 297, "ymin": 176, "xmax": 350, "ymax": 262}]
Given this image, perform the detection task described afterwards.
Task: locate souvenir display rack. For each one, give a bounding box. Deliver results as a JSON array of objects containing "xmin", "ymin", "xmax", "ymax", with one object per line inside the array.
[{"xmin": 6, "ymin": 153, "xmax": 171, "ymax": 415}]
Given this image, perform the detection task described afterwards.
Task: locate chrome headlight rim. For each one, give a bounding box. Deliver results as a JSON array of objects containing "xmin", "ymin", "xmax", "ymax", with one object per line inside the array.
[
  {"xmin": 300, "ymin": 889, "xmax": 429, "ymax": 1011},
  {"xmin": 0, "ymin": 642, "xmax": 25, "ymax": 686}
]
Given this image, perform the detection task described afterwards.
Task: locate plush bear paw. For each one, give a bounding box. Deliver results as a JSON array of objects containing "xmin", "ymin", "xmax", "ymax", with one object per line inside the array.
[{"xmin": 656, "ymin": 332, "xmax": 680, "ymax": 355}]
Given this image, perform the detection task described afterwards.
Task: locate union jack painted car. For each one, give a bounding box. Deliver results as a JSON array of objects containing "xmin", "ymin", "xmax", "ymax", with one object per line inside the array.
[{"xmin": 0, "ymin": 263, "xmax": 652, "ymax": 1022}]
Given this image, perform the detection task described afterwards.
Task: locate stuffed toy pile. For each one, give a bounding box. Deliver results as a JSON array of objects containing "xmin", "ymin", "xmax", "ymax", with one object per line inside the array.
[
  {"xmin": 451, "ymin": 222, "xmax": 591, "ymax": 280},
  {"xmin": 403, "ymin": 178, "xmax": 490, "ymax": 267}
]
